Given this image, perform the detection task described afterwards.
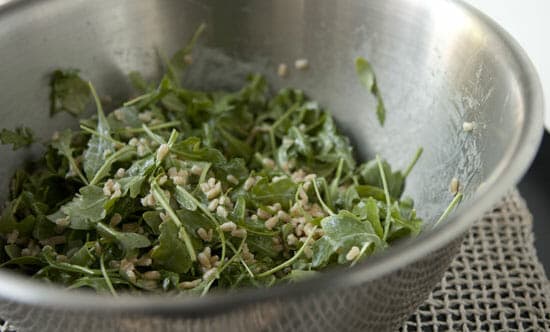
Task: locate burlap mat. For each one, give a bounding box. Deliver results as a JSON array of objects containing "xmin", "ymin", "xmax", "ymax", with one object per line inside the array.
[{"xmin": 1, "ymin": 191, "xmax": 549, "ymax": 332}]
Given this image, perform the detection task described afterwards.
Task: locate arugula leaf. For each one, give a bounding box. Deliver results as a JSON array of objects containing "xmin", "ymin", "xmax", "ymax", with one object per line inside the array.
[
  {"xmin": 165, "ymin": 23, "xmax": 206, "ymax": 84},
  {"xmin": 0, "ymin": 34, "xmax": 425, "ymax": 295},
  {"xmin": 171, "ymin": 137, "xmax": 226, "ymax": 164},
  {"xmin": 96, "ymin": 223, "xmax": 151, "ymax": 252},
  {"xmin": 90, "ymin": 146, "xmax": 135, "ymax": 185},
  {"xmin": 174, "ymin": 186, "xmax": 198, "ymax": 211},
  {"xmin": 355, "ymin": 57, "xmax": 386, "ymax": 125},
  {"xmin": 0, "ymin": 127, "xmax": 35, "ymax": 150},
  {"xmin": 48, "ymin": 185, "xmax": 108, "ymax": 230},
  {"xmin": 143, "ymin": 211, "xmax": 162, "ymax": 235},
  {"xmin": 50, "ymin": 69, "xmax": 91, "ymax": 116},
  {"xmin": 352, "ymin": 198, "xmax": 384, "ymax": 238},
  {"xmin": 358, "ymin": 158, "xmax": 405, "ymax": 199},
  {"xmin": 50, "ymin": 129, "xmax": 88, "ymax": 183},
  {"xmin": 68, "ymin": 276, "xmax": 128, "ymax": 293},
  {"xmin": 152, "ymin": 218, "xmax": 193, "ymax": 274},
  {"xmin": 128, "ymin": 71, "xmax": 153, "ymax": 93},
  {"xmin": 68, "ymin": 243, "xmax": 96, "ymax": 267},
  {"xmin": 83, "ymin": 83, "xmax": 115, "ymax": 182},
  {"xmin": 250, "ymin": 178, "xmax": 297, "ymax": 209},
  {"xmin": 0, "ymin": 203, "xmax": 36, "ymax": 236},
  {"xmin": 312, "ymin": 210, "xmax": 382, "ymax": 268}
]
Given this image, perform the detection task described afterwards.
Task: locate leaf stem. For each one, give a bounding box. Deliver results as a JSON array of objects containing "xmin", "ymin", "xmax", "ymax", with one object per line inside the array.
[
  {"xmin": 151, "ymin": 181, "xmax": 197, "ymax": 261},
  {"xmin": 121, "ymin": 121, "xmax": 181, "ymax": 134},
  {"xmin": 89, "ymin": 146, "xmax": 135, "ymax": 185},
  {"xmin": 257, "ymin": 227, "xmax": 317, "ymax": 278},
  {"xmin": 433, "ymin": 192, "xmax": 463, "ymax": 228},
  {"xmin": 227, "ymin": 241, "xmax": 254, "ymax": 278},
  {"xmin": 403, "ymin": 147, "xmax": 424, "ymax": 178},
  {"xmin": 312, "ymin": 179, "xmax": 334, "ymax": 216},
  {"xmin": 377, "ymin": 155, "xmax": 392, "ymax": 241},
  {"xmin": 175, "ymin": 184, "xmax": 226, "ymax": 274},
  {"xmin": 201, "ymin": 234, "xmax": 246, "ymax": 296},
  {"xmin": 123, "ymin": 92, "xmax": 154, "ymax": 107},
  {"xmin": 350, "ymin": 241, "xmax": 371, "ymax": 267},
  {"xmin": 142, "ymin": 124, "xmax": 165, "ymax": 145},
  {"xmin": 100, "ymin": 254, "xmax": 118, "ymax": 297},
  {"xmin": 87, "ymin": 82, "xmax": 107, "ymax": 124},
  {"xmin": 269, "ymin": 103, "xmax": 299, "ymax": 159},
  {"xmin": 80, "ymin": 125, "xmax": 123, "ymax": 145},
  {"xmin": 69, "ymin": 156, "xmax": 89, "ymax": 185}
]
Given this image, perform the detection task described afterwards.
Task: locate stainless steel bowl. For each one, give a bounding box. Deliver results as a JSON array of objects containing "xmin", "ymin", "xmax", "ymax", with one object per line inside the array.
[{"xmin": 0, "ymin": 0, "xmax": 544, "ymax": 331}]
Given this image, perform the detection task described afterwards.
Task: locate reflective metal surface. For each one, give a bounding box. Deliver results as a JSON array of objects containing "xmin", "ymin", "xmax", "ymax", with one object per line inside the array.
[{"xmin": 0, "ymin": 0, "xmax": 543, "ymax": 331}]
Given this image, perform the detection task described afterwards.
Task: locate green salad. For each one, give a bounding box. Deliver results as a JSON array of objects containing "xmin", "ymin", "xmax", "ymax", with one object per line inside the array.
[{"xmin": 0, "ymin": 27, "xmax": 456, "ymax": 296}]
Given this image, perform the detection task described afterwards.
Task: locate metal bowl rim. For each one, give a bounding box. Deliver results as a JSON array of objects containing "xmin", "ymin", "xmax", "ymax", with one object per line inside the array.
[{"xmin": 0, "ymin": 0, "xmax": 544, "ymax": 315}]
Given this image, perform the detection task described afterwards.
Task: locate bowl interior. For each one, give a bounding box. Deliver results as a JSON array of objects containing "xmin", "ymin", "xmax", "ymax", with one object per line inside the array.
[{"xmin": 0, "ymin": 0, "xmax": 543, "ymax": 301}]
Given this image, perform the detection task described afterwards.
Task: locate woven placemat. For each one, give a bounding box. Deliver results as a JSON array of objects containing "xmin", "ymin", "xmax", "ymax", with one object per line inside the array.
[
  {"xmin": 402, "ymin": 191, "xmax": 550, "ymax": 331},
  {"xmin": 1, "ymin": 191, "xmax": 549, "ymax": 332}
]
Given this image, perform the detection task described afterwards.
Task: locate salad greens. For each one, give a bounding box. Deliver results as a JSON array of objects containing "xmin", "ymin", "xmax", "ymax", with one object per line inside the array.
[
  {"xmin": 0, "ymin": 127, "xmax": 35, "ymax": 150},
  {"xmin": 0, "ymin": 28, "xmax": 448, "ymax": 296}
]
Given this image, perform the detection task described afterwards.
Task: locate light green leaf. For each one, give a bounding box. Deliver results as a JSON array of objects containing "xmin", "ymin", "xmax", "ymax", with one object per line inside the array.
[
  {"xmin": 312, "ymin": 210, "xmax": 382, "ymax": 268},
  {"xmin": 48, "ymin": 185, "xmax": 108, "ymax": 230},
  {"xmin": 83, "ymin": 82, "xmax": 115, "ymax": 181}
]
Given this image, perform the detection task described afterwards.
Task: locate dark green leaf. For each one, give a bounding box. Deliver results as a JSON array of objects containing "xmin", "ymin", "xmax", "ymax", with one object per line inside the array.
[
  {"xmin": 250, "ymin": 178, "xmax": 297, "ymax": 209},
  {"xmin": 96, "ymin": 223, "xmax": 151, "ymax": 252},
  {"xmin": 50, "ymin": 69, "xmax": 91, "ymax": 116},
  {"xmin": 152, "ymin": 218, "xmax": 193, "ymax": 274},
  {"xmin": 171, "ymin": 137, "xmax": 226, "ymax": 164},
  {"xmin": 0, "ymin": 127, "xmax": 35, "ymax": 150}
]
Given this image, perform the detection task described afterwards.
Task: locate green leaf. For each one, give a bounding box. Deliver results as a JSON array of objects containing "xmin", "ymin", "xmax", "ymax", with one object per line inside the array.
[
  {"xmin": 152, "ymin": 218, "xmax": 193, "ymax": 274},
  {"xmin": 282, "ymin": 270, "xmax": 319, "ymax": 283},
  {"xmin": 174, "ymin": 186, "xmax": 198, "ymax": 211},
  {"xmin": 312, "ymin": 210, "xmax": 382, "ymax": 268},
  {"xmin": 250, "ymin": 178, "xmax": 297, "ymax": 209},
  {"xmin": 96, "ymin": 223, "xmax": 151, "ymax": 252},
  {"xmin": 83, "ymin": 82, "xmax": 115, "ymax": 181},
  {"xmin": 165, "ymin": 23, "xmax": 206, "ymax": 83},
  {"xmin": 50, "ymin": 69, "xmax": 91, "ymax": 116},
  {"xmin": 0, "ymin": 127, "xmax": 35, "ymax": 150},
  {"xmin": 352, "ymin": 198, "xmax": 384, "ymax": 238},
  {"xmin": 68, "ymin": 276, "xmax": 128, "ymax": 293},
  {"xmin": 0, "ymin": 195, "xmax": 38, "ymax": 236},
  {"xmin": 48, "ymin": 185, "xmax": 108, "ymax": 230},
  {"xmin": 315, "ymin": 116, "xmax": 355, "ymax": 172},
  {"xmin": 4, "ymin": 244, "xmax": 21, "ymax": 260},
  {"xmin": 50, "ymin": 129, "xmax": 88, "ymax": 183},
  {"xmin": 41, "ymin": 246, "xmax": 99, "ymax": 276},
  {"xmin": 171, "ymin": 137, "xmax": 226, "ymax": 164},
  {"xmin": 68, "ymin": 243, "xmax": 96, "ymax": 267},
  {"xmin": 175, "ymin": 209, "xmax": 214, "ymax": 242},
  {"xmin": 143, "ymin": 211, "xmax": 162, "ymax": 235},
  {"xmin": 89, "ymin": 146, "xmax": 135, "ymax": 185},
  {"xmin": 0, "ymin": 255, "xmax": 43, "ymax": 267},
  {"xmin": 355, "ymin": 57, "xmax": 386, "ymax": 125},
  {"xmin": 128, "ymin": 71, "xmax": 153, "ymax": 93},
  {"xmin": 359, "ymin": 159, "xmax": 405, "ymax": 199}
]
